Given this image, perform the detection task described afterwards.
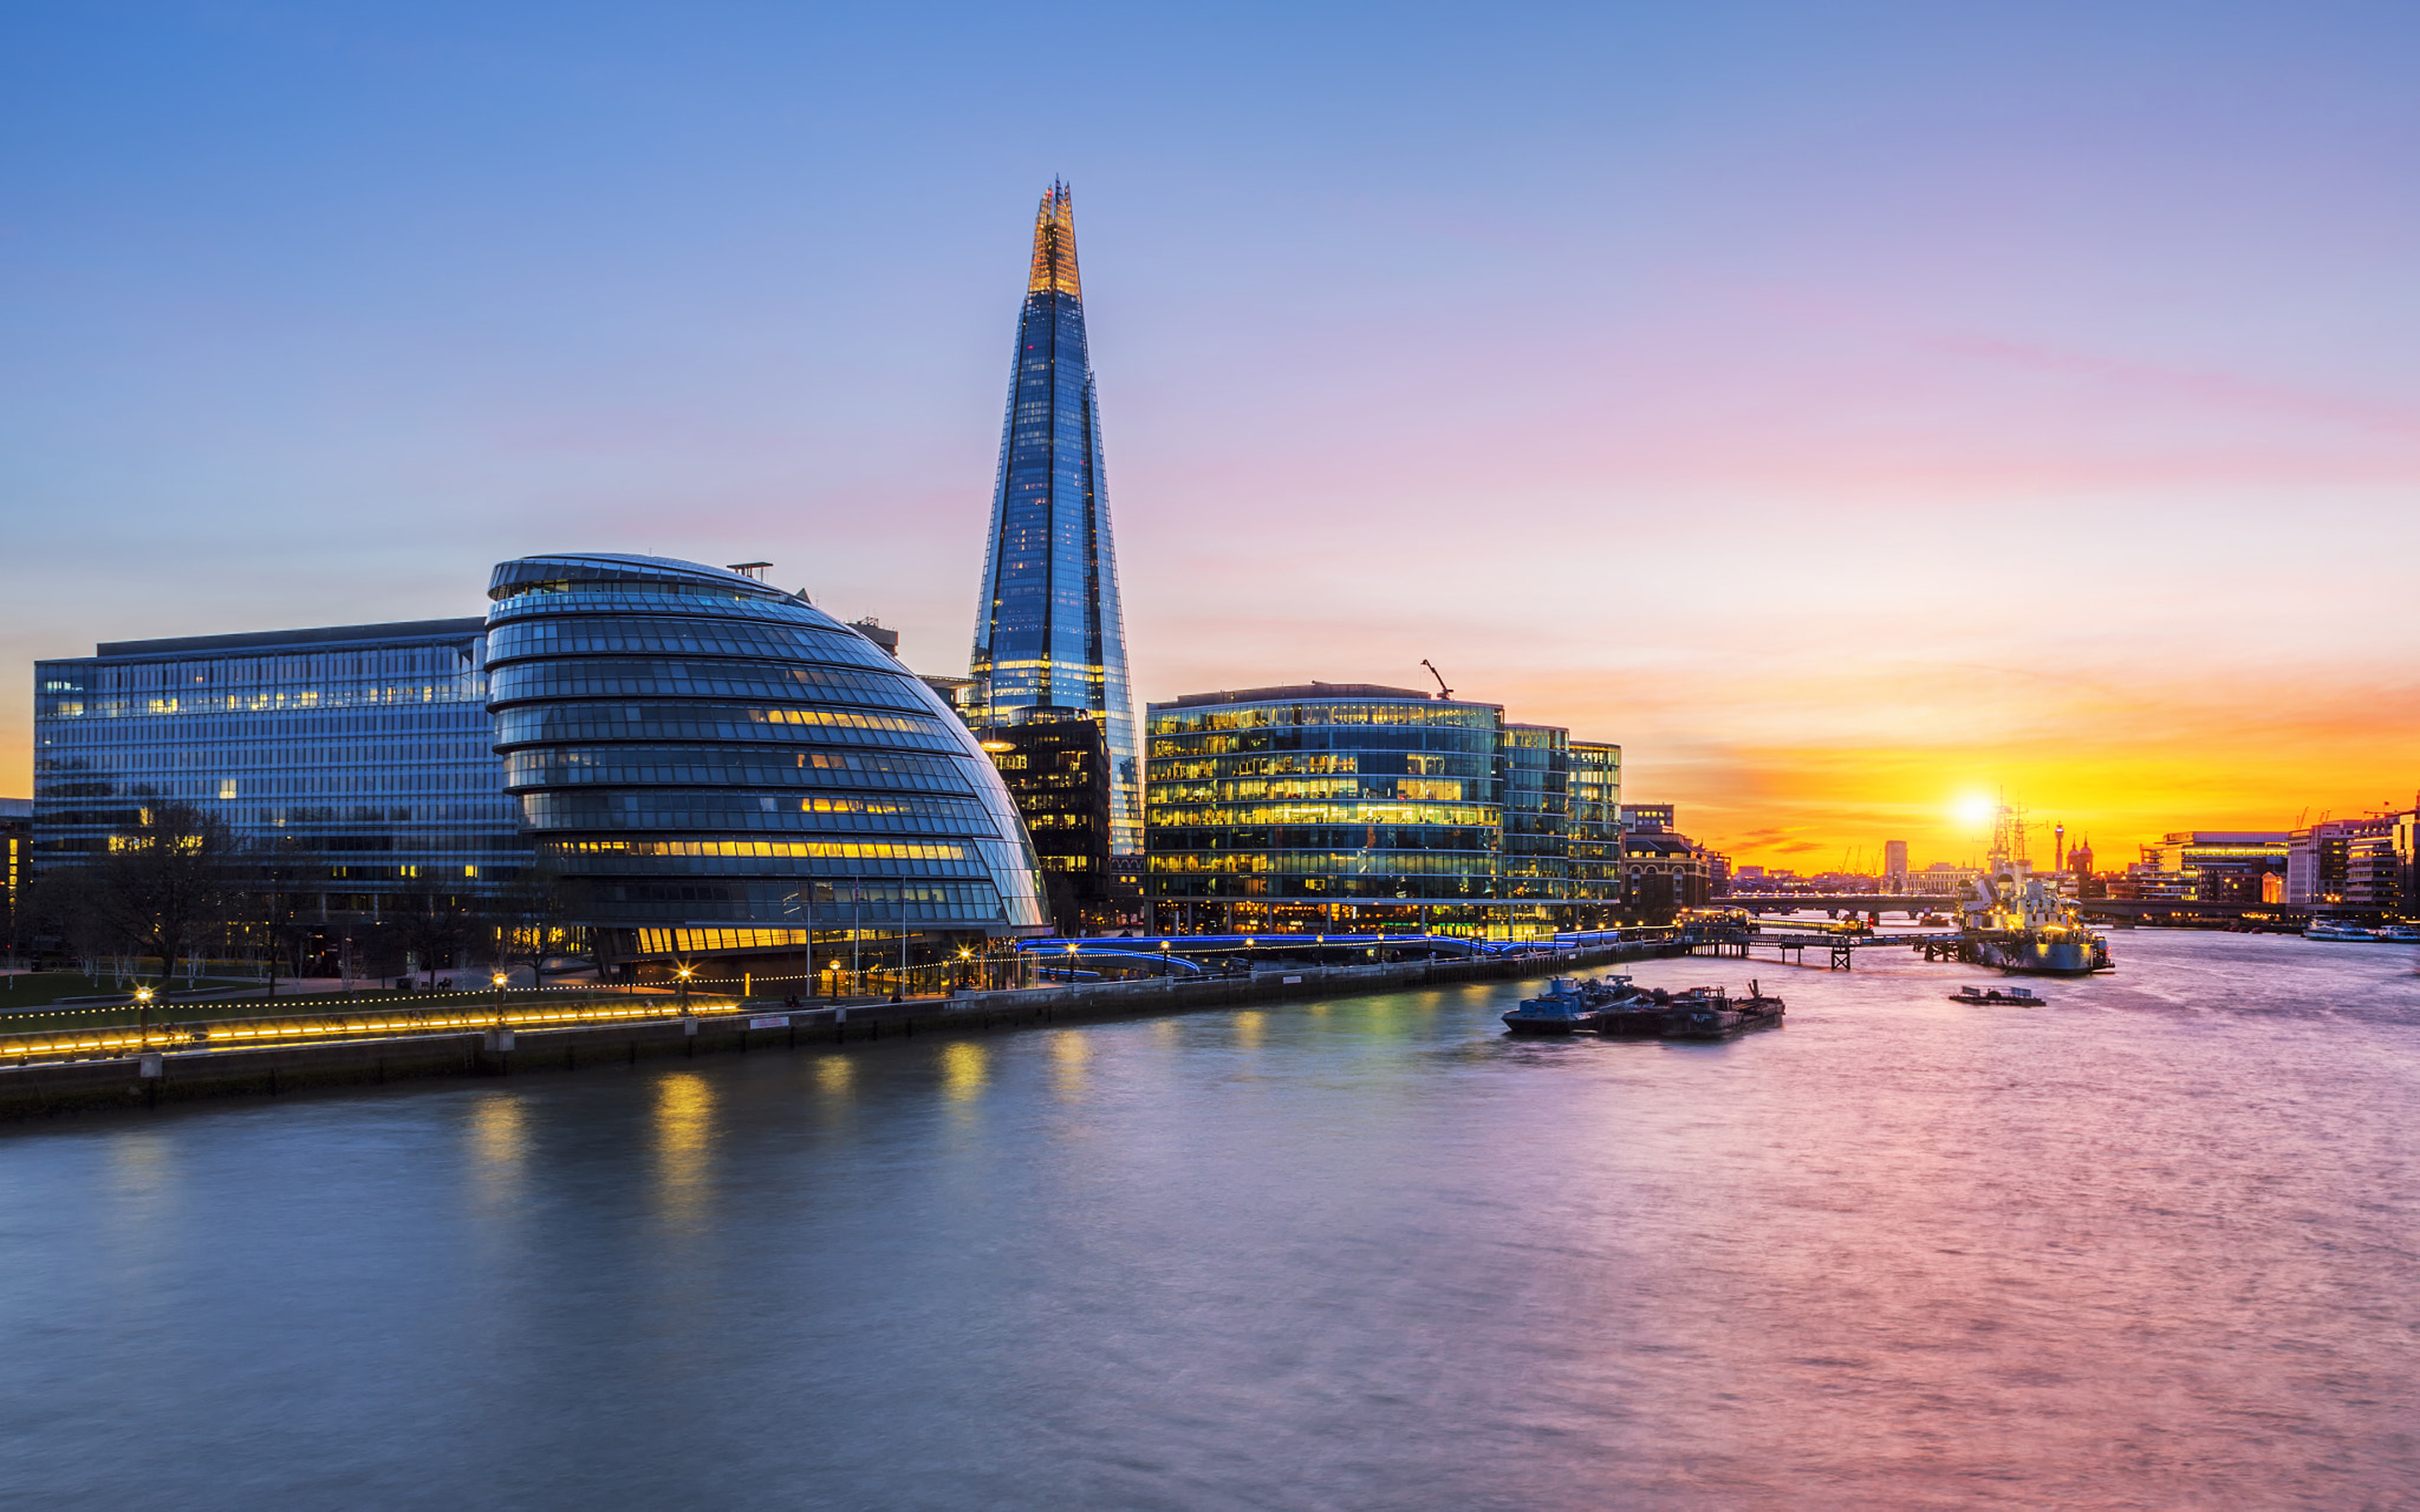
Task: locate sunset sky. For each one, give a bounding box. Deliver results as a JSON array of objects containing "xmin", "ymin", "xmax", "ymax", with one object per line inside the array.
[{"xmin": 5, "ymin": 3, "xmax": 2417, "ymax": 869}]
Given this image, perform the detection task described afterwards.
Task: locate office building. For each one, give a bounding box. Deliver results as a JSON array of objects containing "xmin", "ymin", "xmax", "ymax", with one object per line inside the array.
[
  {"xmin": 1622, "ymin": 828, "xmax": 1712, "ymax": 917},
  {"xmin": 1569, "ymin": 743, "xmax": 1624, "ymax": 905},
  {"xmin": 1620, "ymin": 803, "xmax": 1676, "ymax": 833},
  {"xmin": 1, "ymin": 798, "xmax": 27, "ymax": 932},
  {"xmin": 966, "ymin": 181, "xmax": 1142, "ymax": 855},
  {"xmin": 1883, "ymin": 839, "xmax": 1910, "ymax": 890},
  {"xmin": 32, "ymin": 619, "xmax": 522, "ymax": 915},
  {"xmin": 1142, "ymin": 682, "xmax": 1622, "ymax": 937},
  {"xmin": 2286, "ymin": 817, "xmax": 2391, "ymax": 907},
  {"xmin": 975, "ymin": 706, "xmax": 1117, "ymax": 935},
  {"xmin": 485, "ymin": 553, "xmax": 1047, "ymax": 980},
  {"xmin": 1499, "ymin": 724, "xmax": 1571, "ymax": 901},
  {"xmin": 2140, "ymin": 832, "xmax": 2289, "ymax": 904}
]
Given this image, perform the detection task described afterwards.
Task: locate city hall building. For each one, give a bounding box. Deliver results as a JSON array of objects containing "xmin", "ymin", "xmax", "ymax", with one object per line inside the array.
[
  {"xmin": 484, "ymin": 553, "xmax": 1047, "ymax": 983},
  {"xmin": 1142, "ymin": 683, "xmax": 1623, "ymax": 938}
]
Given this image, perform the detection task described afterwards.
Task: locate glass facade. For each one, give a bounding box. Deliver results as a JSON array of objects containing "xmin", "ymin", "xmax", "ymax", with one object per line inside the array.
[
  {"xmin": 1143, "ymin": 684, "xmax": 1623, "ymax": 936},
  {"xmin": 1499, "ymin": 724, "xmax": 1570, "ymax": 899},
  {"xmin": 32, "ymin": 620, "xmax": 522, "ymax": 910},
  {"xmin": 1568, "ymin": 742, "xmax": 1623, "ymax": 902},
  {"xmin": 967, "ymin": 181, "xmax": 1142, "ymax": 856},
  {"xmin": 976, "ymin": 707, "xmax": 1114, "ymax": 936},
  {"xmin": 487, "ymin": 554, "xmax": 1046, "ymax": 962}
]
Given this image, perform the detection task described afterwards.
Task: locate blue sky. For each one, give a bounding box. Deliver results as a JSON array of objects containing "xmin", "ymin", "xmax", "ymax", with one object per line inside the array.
[{"xmin": 6, "ymin": 2, "xmax": 2418, "ymax": 859}]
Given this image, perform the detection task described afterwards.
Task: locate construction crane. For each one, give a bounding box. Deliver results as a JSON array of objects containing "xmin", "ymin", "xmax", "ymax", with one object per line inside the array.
[{"xmin": 1420, "ymin": 660, "xmax": 1452, "ymax": 700}]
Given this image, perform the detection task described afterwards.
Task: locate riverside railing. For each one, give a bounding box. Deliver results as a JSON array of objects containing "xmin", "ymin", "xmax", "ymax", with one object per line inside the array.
[{"xmin": 0, "ymin": 991, "xmax": 750, "ymax": 1068}]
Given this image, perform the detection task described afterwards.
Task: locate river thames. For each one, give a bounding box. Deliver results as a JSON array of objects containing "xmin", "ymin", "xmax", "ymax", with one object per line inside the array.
[{"xmin": 3, "ymin": 928, "xmax": 2417, "ymax": 1508}]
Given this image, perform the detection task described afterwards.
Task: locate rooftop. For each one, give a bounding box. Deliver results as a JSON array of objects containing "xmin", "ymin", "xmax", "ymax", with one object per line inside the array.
[
  {"xmin": 1160, "ymin": 682, "xmax": 1485, "ymax": 709},
  {"xmin": 81, "ymin": 618, "xmax": 488, "ymax": 661}
]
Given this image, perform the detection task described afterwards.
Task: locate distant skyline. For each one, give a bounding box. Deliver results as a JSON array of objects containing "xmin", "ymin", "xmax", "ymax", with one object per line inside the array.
[{"xmin": 4, "ymin": 3, "xmax": 2416, "ymax": 868}]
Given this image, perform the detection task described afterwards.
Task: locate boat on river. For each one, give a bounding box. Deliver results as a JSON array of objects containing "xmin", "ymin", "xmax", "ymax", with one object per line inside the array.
[
  {"xmin": 1658, "ymin": 982, "xmax": 1787, "ymax": 1040},
  {"xmin": 2305, "ymin": 921, "xmax": 2382, "ymax": 942},
  {"xmin": 1502, "ymin": 977, "xmax": 1597, "ymax": 1034},
  {"xmin": 1954, "ymin": 805, "xmax": 2114, "ymax": 976},
  {"xmin": 1949, "ymin": 985, "xmax": 2045, "ymax": 1006},
  {"xmin": 2378, "ymin": 924, "xmax": 2420, "ymax": 944}
]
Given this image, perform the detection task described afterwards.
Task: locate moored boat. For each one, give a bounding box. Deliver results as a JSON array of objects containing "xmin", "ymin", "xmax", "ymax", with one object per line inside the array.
[
  {"xmin": 1659, "ymin": 982, "xmax": 1786, "ymax": 1040},
  {"xmin": 2377, "ymin": 924, "xmax": 2420, "ymax": 944},
  {"xmin": 1949, "ymin": 984, "xmax": 2045, "ymax": 1006},
  {"xmin": 1954, "ymin": 806, "xmax": 2114, "ymax": 975},
  {"xmin": 2305, "ymin": 921, "xmax": 2382, "ymax": 942},
  {"xmin": 1502, "ymin": 977, "xmax": 1595, "ymax": 1034}
]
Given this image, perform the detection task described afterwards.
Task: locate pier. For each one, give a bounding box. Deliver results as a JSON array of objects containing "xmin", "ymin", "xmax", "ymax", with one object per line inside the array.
[{"xmin": 1690, "ymin": 927, "xmax": 1963, "ymax": 970}]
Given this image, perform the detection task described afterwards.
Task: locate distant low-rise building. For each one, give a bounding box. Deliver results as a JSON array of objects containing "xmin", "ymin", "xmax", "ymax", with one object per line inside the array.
[
  {"xmin": 1, "ymin": 798, "xmax": 28, "ymax": 936},
  {"xmin": 2142, "ymin": 832, "xmax": 2288, "ymax": 905},
  {"xmin": 2288, "ymin": 817, "xmax": 2392, "ymax": 907},
  {"xmin": 1910, "ymin": 862, "xmax": 1982, "ymax": 897}
]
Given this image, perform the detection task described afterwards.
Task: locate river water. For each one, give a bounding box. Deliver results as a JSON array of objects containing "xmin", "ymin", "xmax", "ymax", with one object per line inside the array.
[{"xmin": 3, "ymin": 928, "xmax": 2417, "ymax": 1508}]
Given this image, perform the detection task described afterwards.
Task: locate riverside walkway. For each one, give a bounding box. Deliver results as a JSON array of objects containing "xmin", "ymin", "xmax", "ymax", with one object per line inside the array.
[{"xmin": 0, "ymin": 934, "xmax": 1695, "ymax": 1119}]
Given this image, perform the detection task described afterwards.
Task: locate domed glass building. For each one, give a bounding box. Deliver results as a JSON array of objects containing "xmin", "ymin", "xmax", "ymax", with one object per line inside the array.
[{"xmin": 485, "ymin": 553, "xmax": 1046, "ymax": 984}]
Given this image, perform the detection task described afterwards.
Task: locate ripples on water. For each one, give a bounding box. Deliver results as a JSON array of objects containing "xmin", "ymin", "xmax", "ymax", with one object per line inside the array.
[{"xmin": 2, "ymin": 930, "xmax": 2416, "ymax": 1508}]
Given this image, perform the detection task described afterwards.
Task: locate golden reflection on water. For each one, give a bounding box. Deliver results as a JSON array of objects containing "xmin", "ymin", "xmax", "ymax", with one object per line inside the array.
[
  {"xmin": 814, "ymin": 1055, "xmax": 853, "ymax": 1097},
  {"xmin": 1049, "ymin": 1029, "xmax": 1089, "ymax": 1101},
  {"xmin": 652, "ymin": 1074, "xmax": 715, "ymax": 1223},
  {"xmin": 941, "ymin": 1041, "xmax": 989, "ymax": 1102},
  {"xmin": 468, "ymin": 1097, "xmax": 527, "ymax": 1209},
  {"xmin": 106, "ymin": 1131, "xmax": 173, "ymax": 1196},
  {"xmin": 1233, "ymin": 1010, "xmax": 1266, "ymax": 1048}
]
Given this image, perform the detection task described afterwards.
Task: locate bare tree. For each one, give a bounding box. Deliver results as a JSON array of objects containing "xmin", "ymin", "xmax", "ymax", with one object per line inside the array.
[
  {"xmin": 488, "ymin": 857, "xmax": 580, "ymax": 984},
  {"xmin": 391, "ymin": 876, "xmax": 478, "ymax": 987},
  {"xmin": 20, "ymin": 864, "xmax": 118, "ymax": 975},
  {"xmin": 91, "ymin": 800, "xmax": 239, "ymax": 985},
  {"xmin": 243, "ymin": 833, "xmax": 327, "ymax": 999}
]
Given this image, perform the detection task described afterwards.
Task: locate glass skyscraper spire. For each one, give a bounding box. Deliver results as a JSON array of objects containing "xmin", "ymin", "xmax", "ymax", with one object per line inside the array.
[{"xmin": 969, "ymin": 181, "xmax": 1141, "ymax": 854}]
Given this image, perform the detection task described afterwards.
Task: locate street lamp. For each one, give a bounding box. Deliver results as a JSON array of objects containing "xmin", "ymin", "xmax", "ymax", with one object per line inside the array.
[
  {"xmin": 134, "ymin": 985, "xmax": 154, "ymax": 1050},
  {"xmin": 492, "ymin": 971, "xmax": 508, "ymax": 1028},
  {"xmin": 675, "ymin": 964, "xmax": 694, "ymax": 1016}
]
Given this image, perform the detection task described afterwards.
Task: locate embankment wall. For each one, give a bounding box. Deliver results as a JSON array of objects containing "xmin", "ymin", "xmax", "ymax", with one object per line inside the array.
[{"xmin": 0, "ymin": 941, "xmax": 1680, "ymax": 1121}]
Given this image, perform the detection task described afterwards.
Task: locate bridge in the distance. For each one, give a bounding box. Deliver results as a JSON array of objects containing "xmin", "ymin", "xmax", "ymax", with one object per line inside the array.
[{"xmin": 1720, "ymin": 895, "xmax": 2336, "ymax": 926}]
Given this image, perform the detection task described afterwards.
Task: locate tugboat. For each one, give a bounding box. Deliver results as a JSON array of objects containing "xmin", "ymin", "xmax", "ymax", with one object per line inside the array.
[
  {"xmin": 1949, "ymin": 984, "xmax": 2045, "ymax": 1006},
  {"xmin": 1502, "ymin": 977, "xmax": 1596, "ymax": 1034},
  {"xmin": 1956, "ymin": 804, "xmax": 2114, "ymax": 976}
]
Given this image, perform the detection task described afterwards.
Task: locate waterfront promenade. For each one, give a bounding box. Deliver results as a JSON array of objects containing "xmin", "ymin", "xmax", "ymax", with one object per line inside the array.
[{"xmin": 0, "ymin": 937, "xmax": 1686, "ymax": 1118}]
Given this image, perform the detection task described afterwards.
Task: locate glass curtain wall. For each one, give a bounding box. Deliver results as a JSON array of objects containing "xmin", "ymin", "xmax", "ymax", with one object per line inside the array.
[
  {"xmin": 1144, "ymin": 686, "xmax": 1506, "ymax": 934},
  {"xmin": 967, "ymin": 181, "xmax": 1141, "ymax": 856},
  {"xmin": 488, "ymin": 553, "xmax": 1046, "ymax": 978},
  {"xmin": 32, "ymin": 621, "xmax": 521, "ymax": 914}
]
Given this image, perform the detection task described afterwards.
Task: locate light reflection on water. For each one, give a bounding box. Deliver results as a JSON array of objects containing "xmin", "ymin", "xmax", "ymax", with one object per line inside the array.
[{"xmin": 0, "ymin": 928, "xmax": 2415, "ymax": 1508}]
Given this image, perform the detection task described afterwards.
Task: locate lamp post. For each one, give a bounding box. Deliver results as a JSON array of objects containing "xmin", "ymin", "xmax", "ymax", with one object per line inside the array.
[
  {"xmin": 675, "ymin": 964, "xmax": 693, "ymax": 1016},
  {"xmin": 134, "ymin": 985, "xmax": 154, "ymax": 1051},
  {"xmin": 492, "ymin": 971, "xmax": 508, "ymax": 1029}
]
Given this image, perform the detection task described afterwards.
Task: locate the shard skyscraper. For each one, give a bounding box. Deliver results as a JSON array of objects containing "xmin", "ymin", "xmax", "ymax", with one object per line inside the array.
[{"xmin": 969, "ymin": 181, "xmax": 1141, "ymax": 855}]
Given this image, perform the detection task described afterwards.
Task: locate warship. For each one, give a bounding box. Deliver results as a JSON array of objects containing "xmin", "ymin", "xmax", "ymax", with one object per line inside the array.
[{"xmin": 1957, "ymin": 805, "xmax": 2114, "ymax": 975}]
